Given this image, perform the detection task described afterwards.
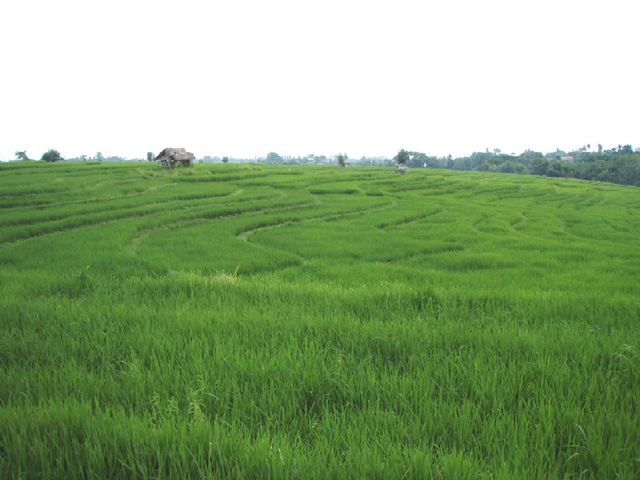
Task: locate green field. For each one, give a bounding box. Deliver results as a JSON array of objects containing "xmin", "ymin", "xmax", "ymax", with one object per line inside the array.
[{"xmin": 1, "ymin": 161, "xmax": 639, "ymax": 479}]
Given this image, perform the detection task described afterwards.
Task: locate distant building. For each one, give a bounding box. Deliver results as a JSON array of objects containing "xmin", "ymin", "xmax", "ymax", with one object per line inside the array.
[
  {"xmin": 155, "ymin": 148, "xmax": 195, "ymax": 168},
  {"xmin": 560, "ymin": 155, "xmax": 575, "ymax": 162}
]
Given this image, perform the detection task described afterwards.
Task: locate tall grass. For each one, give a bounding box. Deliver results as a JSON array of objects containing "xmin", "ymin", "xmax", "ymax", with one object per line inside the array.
[{"xmin": 1, "ymin": 162, "xmax": 639, "ymax": 478}]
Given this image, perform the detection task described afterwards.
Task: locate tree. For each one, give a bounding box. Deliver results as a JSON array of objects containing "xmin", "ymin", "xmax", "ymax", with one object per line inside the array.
[
  {"xmin": 617, "ymin": 144, "xmax": 633, "ymax": 155},
  {"xmin": 530, "ymin": 158, "xmax": 549, "ymax": 176},
  {"xmin": 395, "ymin": 149, "xmax": 410, "ymax": 165},
  {"xmin": 222, "ymin": 156, "xmax": 229, "ymax": 164},
  {"xmin": 546, "ymin": 161, "xmax": 564, "ymax": 177},
  {"xmin": 518, "ymin": 149, "xmax": 543, "ymax": 168},
  {"xmin": 496, "ymin": 161, "xmax": 527, "ymax": 174},
  {"xmin": 146, "ymin": 152, "xmax": 154, "ymax": 162},
  {"xmin": 266, "ymin": 152, "xmax": 283, "ymax": 164},
  {"xmin": 41, "ymin": 149, "xmax": 63, "ymax": 162},
  {"xmin": 336, "ymin": 153, "xmax": 348, "ymax": 167},
  {"xmin": 15, "ymin": 151, "xmax": 29, "ymax": 161}
]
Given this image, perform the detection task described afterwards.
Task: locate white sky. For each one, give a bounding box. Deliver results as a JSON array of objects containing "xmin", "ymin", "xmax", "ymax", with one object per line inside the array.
[{"xmin": 1, "ymin": 0, "xmax": 639, "ymax": 161}]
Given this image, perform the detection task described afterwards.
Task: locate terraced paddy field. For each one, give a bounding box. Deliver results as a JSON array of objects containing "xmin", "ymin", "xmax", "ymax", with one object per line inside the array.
[{"xmin": 1, "ymin": 161, "xmax": 639, "ymax": 478}]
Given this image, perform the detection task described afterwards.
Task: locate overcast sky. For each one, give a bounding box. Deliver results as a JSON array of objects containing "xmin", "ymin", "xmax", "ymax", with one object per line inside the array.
[{"xmin": 1, "ymin": 0, "xmax": 638, "ymax": 161}]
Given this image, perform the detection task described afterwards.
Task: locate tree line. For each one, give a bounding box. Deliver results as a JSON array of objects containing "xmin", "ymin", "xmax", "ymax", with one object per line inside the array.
[
  {"xmin": 11, "ymin": 145, "xmax": 640, "ymax": 187},
  {"xmin": 384, "ymin": 145, "xmax": 640, "ymax": 187}
]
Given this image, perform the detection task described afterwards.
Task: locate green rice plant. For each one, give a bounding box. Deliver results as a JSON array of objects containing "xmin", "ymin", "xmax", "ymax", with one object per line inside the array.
[{"xmin": 0, "ymin": 162, "xmax": 638, "ymax": 478}]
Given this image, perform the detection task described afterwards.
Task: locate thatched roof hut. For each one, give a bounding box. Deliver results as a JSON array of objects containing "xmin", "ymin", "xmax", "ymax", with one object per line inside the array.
[{"xmin": 155, "ymin": 148, "xmax": 195, "ymax": 168}]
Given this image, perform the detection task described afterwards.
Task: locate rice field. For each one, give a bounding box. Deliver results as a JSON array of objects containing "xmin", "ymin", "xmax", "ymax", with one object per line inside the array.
[{"xmin": 1, "ymin": 161, "xmax": 639, "ymax": 479}]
